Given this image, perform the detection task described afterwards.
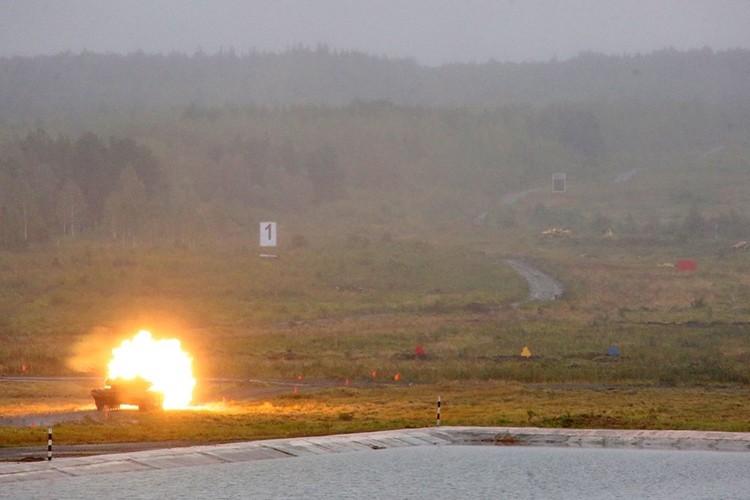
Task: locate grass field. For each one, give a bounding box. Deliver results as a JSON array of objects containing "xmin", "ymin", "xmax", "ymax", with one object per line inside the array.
[
  {"xmin": 1, "ymin": 379, "xmax": 748, "ymax": 450},
  {"xmin": 1, "ymin": 204, "xmax": 749, "ymax": 448}
]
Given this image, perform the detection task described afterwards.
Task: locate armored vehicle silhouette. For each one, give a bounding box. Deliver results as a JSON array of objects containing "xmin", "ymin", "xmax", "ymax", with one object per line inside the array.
[{"xmin": 91, "ymin": 377, "xmax": 164, "ymax": 411}]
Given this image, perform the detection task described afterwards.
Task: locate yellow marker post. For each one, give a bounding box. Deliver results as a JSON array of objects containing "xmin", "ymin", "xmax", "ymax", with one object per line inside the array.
[{"xmin": 520, "ymin": 346, "xmax": 532, "ymax": 358}]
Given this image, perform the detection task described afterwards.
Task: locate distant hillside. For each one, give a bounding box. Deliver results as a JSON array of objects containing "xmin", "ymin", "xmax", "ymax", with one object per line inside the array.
[{"xmin": 1, "ymin": 47, "xmax": 749, "ymax": 120}]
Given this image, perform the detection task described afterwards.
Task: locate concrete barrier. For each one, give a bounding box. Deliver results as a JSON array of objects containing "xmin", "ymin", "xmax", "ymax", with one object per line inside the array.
[{"xmin": 1, "ymin": 426, "xmax": 748, "ymax": 483}]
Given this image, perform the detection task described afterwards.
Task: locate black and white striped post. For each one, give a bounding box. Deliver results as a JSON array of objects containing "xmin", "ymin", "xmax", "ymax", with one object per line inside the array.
[
  {"xmin": 47, "ymin": 427, "xmax": 52, "ymax": 461},
  {"xmin": 436, "ymin": 396, "xmax": 441, "ymax": 426}
]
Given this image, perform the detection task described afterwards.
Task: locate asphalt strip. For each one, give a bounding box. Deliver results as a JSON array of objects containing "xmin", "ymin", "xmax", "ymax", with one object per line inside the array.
[{"xmin": 1, "ymin": 426, "xmax": 748, "ymax": 483}]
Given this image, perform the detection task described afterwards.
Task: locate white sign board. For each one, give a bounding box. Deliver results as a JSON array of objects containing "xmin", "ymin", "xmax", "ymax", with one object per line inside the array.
[{"xmin": 260, "ymin": 222, "xmax": 277, "ymax": 247}]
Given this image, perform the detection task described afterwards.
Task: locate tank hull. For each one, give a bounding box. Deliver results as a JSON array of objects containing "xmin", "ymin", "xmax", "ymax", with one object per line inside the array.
[{"xmin": 91, "ymin": 377, "xmax": 164, "ymax": 411}]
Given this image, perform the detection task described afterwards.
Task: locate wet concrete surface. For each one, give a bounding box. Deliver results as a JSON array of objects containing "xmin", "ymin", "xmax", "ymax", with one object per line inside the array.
[{"xmin": 2, "ymin": 426, "xmax": 748, "ymax": 483}]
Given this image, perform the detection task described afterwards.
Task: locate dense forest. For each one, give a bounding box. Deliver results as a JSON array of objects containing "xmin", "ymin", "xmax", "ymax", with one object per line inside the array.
[{"xmin": 1, "ymin": 48, "xmax": 749, "ymax": 250}]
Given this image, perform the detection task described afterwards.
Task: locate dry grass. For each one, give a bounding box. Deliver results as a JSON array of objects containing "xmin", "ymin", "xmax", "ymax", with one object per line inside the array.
[
  {"xmin": 1, "ymin": 380, "xmax": 748, "ymax": 448},
  {"xmin": 0, "ymin": 379, "xmax": 94, "ymax": 417}
]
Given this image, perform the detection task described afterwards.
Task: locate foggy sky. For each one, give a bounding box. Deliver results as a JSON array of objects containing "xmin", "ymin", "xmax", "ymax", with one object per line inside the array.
[{"xmin": 2, "ymin": 0, "xmax": 749, "ymax": 66}]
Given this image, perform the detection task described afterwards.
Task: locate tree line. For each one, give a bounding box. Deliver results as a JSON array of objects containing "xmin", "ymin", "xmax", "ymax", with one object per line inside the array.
[
  {"xmin": 1, "ymin": 46, "xmax": 748, "ymax": 121},
  {"xmin": 0, "ymin": 129, "xmax": 160, "ymax": 247},
  {"xmin": 1, "ymin": 96, "xmax": 747, "ymax": 250}
]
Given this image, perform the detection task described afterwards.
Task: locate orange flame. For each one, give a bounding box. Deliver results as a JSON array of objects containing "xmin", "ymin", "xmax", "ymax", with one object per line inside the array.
[{"xmin": 107, "ymin": 330, "xmax": 195, "ymax": 409}]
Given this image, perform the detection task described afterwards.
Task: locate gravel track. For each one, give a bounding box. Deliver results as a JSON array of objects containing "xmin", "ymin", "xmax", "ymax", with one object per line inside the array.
[{"xmin": 503, "ymin": 259, "xmax": 563, "ymax": 302}]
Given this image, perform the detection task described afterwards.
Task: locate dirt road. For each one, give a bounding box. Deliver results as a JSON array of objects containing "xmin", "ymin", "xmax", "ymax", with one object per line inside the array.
[
  {"xmin": 503, "ymin": 259, "xmax": 563, "ymax": 302},
  {"xmin": 0, "ymin": 377, "xmax": 333, "ymax": 429}
]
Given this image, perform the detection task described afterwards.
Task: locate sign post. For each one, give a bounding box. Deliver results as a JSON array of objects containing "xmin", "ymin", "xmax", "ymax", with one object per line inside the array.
[
  {"xmin": 260, "ymin": 222, "xmax": 277, "ymax": 248},
  {"xmin": 553, "ymin": 173, "xmax": 566, "ymax": 193},
  {"xmin": 436, "ymin": 396, "xmax": 441, "ymax": 426}
]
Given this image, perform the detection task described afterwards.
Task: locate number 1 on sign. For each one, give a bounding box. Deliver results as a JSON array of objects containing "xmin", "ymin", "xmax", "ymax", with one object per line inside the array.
[{"xmin": 260, "ymin": 222, "xmax": 277, "ymax": 247}]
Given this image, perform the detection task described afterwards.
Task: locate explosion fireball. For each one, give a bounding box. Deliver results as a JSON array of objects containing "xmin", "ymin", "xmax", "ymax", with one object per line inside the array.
[{"xmin": 107, "ymin": 330, "xmax": 195, "ymax": 409}]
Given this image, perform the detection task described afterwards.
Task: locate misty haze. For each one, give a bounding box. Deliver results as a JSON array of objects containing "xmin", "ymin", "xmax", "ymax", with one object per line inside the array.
[{"xmin": 0, "ymin": 1, "xmax": 749, "ymax": 496}]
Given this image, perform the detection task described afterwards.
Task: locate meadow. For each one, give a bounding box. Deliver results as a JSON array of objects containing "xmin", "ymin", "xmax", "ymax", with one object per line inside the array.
[{"xmin": 1, "ymin": 224, "xmax": 749, "ymax": 449}]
